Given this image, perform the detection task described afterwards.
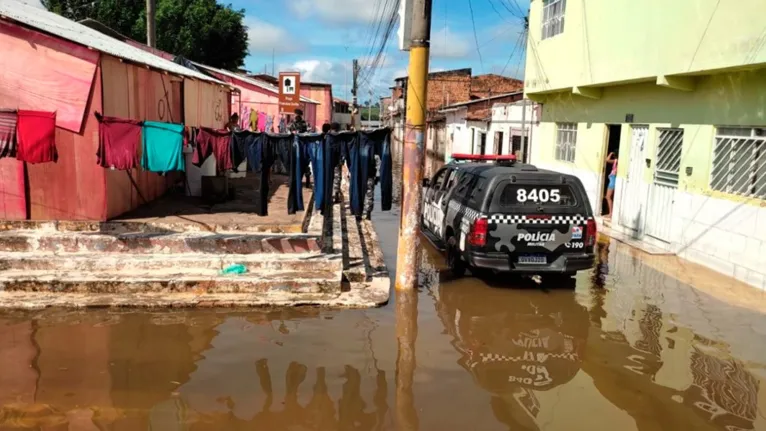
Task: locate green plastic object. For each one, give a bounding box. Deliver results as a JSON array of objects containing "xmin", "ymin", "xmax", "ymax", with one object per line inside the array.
[{"xmin": 221, "ymin": 264, "xmax": 247, "ymax": 275}]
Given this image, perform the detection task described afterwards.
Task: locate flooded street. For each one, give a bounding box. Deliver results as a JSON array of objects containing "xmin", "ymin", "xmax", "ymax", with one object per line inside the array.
[{"xmin": 2, "ymin": 201, "xmax": 766, "ymax": 430}]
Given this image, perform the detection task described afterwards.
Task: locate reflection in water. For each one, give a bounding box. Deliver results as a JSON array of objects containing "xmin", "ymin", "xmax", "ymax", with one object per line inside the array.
[
  {"xmin": 0, "ymin": 236, "xmax": 766, "ymax": 430},
  {"xmin": 432, "ymin": 278, "xmax": 589, "ymax": 430}
]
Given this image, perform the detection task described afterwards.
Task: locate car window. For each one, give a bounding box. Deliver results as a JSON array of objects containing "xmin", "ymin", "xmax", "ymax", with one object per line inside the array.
[
  {"xmin": 442, "ymin": 169, "xmax": 457, "ymax": 190},
  {"xmin": 430, "ymin": 169, "xmax": 448, "ymax": 190},
  {"xmin": 468, "ymin": 178, "xmax": 487, "ymax": 207},
  {"xmin": 453, "ymin": 173, "xmax": 475, "ymax": 200}
]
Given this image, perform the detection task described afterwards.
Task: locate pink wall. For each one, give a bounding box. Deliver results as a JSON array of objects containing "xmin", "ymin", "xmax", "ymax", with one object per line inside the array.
[
  {"xmin": 0, "ymin": 20, "xmax": 99, "ymax": 133},
  {"xmin": 301, "ymin": 85, "xmax": 333, "ymax": 128},
  {"xmin": 209, "ymin": 72, "xmax": 318, "ymax": 132}
]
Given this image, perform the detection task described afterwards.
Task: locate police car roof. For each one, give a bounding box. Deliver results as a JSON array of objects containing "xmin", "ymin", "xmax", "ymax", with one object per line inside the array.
[{"xmin": 452, "ymin": 161, "xmax": 579, "ymax": 182}]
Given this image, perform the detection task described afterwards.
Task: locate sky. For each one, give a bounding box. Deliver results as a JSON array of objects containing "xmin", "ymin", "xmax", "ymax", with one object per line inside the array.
[
  {"xmin": 22, "ymin": 0, "xmax": 530, "ymax": 104},
  {"xmin": 240, "ymin": 0, "xmax": 531, "ymax": 103}
]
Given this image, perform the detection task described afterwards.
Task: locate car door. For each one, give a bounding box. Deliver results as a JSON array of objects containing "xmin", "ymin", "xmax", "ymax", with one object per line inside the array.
[
  {"xmin": 430, "ymin": 167, "xmax": 457, "ymax": 238},
  {"xmin": 422, "ymin": 168, "xmax": 449, "ymax": 234}
]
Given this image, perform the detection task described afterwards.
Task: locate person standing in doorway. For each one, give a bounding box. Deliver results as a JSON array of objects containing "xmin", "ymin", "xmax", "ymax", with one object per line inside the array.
[{"xmin": 605, "ymin": 152, "xmax": 618, "ymax": 219}]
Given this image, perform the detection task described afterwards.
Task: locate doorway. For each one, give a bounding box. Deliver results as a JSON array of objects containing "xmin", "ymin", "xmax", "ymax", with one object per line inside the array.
[
  {"xmin": 601, "ymin": 124, "xmax": 622, "ymax": 217},
  {"xmin": 494, "ymin": 131, "xmax": 504, "ymax": 155},
  {"xmin": 479, "ymin": 132, "xmax": 487, "ymax": 155}
]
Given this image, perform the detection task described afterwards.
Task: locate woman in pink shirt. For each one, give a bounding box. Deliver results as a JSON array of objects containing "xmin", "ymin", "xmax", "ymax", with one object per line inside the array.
[{"xmin": 605, "ymin": 152, "xmax": 618, "ymax": 218}]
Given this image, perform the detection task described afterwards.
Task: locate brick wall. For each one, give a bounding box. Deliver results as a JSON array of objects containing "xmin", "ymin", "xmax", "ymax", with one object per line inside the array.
[{"xmin": 471, "ymin": 74, "xmax": 523, "ymax": 99}]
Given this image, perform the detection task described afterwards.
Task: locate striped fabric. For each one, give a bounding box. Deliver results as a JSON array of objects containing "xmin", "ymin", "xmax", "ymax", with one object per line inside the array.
[{"xmin": 0, "ymin": 110, "xmax": 17, "ymax": 158}]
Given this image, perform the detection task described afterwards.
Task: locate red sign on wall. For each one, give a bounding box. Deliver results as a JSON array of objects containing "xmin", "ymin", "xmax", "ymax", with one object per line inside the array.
[{"xmin": 278, "ymin": 72, "xmax": 301, "ymax": 113}]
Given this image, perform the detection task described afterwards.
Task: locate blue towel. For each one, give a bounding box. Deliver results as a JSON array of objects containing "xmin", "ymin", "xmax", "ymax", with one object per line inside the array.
[{"xmin": 141, "ymin": 121, "xmax": 185, "ymax": 172}]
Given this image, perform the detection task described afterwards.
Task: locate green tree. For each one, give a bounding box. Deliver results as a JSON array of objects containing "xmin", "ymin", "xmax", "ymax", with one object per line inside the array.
[{"xmin": 42, "ymin": 0, "xmax": 248, "ymax": 70}]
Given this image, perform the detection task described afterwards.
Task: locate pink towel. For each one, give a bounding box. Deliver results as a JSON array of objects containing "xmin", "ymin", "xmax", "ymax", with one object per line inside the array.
[{"xmin": 258, "ymin": 112, "xmax": 267, "ymax": 132}]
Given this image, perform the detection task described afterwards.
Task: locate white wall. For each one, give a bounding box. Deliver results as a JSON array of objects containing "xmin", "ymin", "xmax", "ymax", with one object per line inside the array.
[
  {"xmin": 487, "ymin": 100, "xmax": 540, "ymax": 158},
  {"xmin": 444, "ymin": 108, "xmax": 469, "ymax": 160}
]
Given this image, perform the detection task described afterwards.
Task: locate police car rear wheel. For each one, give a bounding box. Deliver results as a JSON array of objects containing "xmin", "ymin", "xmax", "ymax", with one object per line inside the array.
[{"xmin": 447, "ymin": 237, "xmax": 466, "ymax": 277}]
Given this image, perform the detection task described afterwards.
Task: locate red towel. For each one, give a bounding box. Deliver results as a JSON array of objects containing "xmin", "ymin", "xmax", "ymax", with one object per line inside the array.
[
  {"xmin": 96, "ymin": 115, "xmax": 142, "ymax": 169},
  {"xmin": 16, "ymin": 110, "xmax": 57, "ymax": 163},
  {"xmin": 193, "ymin": 128, "xmax": 233, "ymax": 173},
  {"xmin": 0, "ymin": 110, "xmax": 17, "ymax": 158}
]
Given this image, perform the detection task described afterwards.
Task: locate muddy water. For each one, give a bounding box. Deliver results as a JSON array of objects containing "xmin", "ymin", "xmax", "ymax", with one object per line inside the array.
[{"xmin": 2, "ymin": 205, "xmax": 766, "ymax": 430}]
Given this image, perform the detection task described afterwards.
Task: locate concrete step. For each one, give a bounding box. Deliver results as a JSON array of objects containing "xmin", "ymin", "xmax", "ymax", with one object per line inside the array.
[
  {"xmin": 0, "ymin": 269, "xmax": 341, "ymax": 295},
  {"xmin": 0, "ymin": 231, "xmax": 322, "ymax": 255},
  {"xmin": 0, "ymin": 253, "xmax": 340, "ymax": 273}
]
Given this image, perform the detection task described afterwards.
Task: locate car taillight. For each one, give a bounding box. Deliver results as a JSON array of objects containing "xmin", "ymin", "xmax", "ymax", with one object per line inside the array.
[
  {"xmin": 586, "ymin": 219, "xmax": 597, "ymax": 247},
  {"xmin": 469, "ymin": 217, "xmax": 489, "ymax": 247}
]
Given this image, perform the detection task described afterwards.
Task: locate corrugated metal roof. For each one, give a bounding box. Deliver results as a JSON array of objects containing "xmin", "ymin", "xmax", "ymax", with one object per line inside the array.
[
  {"xmin": 0, "ymin": 0, "xmax": 226, "ymax": 85},
  {"xmin": 194, "ymin": 62, "xmax": 320, "ymax": 104}
]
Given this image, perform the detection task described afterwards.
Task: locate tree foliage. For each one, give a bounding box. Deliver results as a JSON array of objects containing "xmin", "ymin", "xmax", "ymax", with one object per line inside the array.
[{"xmin": 42, "ymin": 0, "xmax": 248, "ymax": 70}]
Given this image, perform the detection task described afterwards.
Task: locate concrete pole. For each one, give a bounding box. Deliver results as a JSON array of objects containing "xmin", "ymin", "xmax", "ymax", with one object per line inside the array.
[
  {"xmin": 520, "ymin": 98, "xmax": 527, "ymax": 162},
  {"xmin": 351, "ymin": 59, "xmax": 359, "ymax": 130},
  {"xmin": 146, "ymin": 0, "xmax": 156, "ymax": 48},
  {"xmin": 395, "ymin": 0, "xmax": 431, "ymax": 291}
]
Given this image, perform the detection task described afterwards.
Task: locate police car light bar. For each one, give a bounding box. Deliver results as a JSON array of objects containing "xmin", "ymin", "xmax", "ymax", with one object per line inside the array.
[{"xmin": 451, "ymin": 153, "xmax": 517, "ymax": 162}]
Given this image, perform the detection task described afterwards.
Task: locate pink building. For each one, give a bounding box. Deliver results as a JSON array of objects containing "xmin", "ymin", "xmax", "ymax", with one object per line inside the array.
[
  {"xmin": 194, "ymin": 64, "xmax": 320, "ymax": 131},
  {"xmin": 301, "ymin": 82, "xmax": 333, "ymax": 129}
]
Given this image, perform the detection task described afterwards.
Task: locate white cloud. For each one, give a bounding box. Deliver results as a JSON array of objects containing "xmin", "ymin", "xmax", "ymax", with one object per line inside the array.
[
  {"xmin": 288, "ymin": 0, "xmax": 381, "ymax": 23},
  {"xmin": 245, "ymin": 17, "xmax": 306, "ymax": 54},
  {"xmin": 281, "ymin": 58, "xmax": 397, "ymax": 101},
  {"xmin": 430, "ymin": 27, "xmax": 471, "ymax": 59}
]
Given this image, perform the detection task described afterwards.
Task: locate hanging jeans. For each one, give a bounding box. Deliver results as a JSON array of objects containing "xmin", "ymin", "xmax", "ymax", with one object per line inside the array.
[
  {"xmin": 323, "ymin": 132, "xmax": 357, "ymax": 215},
  {"xmin": 299, "ymin": 134, "xmax": 324, "ymax": 209},
  {"xmin": 347, "ymin": 128, "xmax": 393, "ymax": 217},
  {"xmin": 258, "ymin": 134, "xmax": 304, "ymax": 216},
  {"xmin": 231, "ymin": 130, "xmax": 262, "ymax": 172}
]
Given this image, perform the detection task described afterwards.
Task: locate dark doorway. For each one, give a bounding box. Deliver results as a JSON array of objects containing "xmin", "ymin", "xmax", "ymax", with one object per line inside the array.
[
  {"xmin": 511, "ymin": 135, "xmax": 529, "ymax": 162},
  {"xmin": 601, "ymin": 124, "xmax": 622, "ymax": 216},
  {"xmin": 494, "ymin": 131, "xmax": 504, "ymax": 155},
  {"xmin": 479, "ymin": 132, "xmax": 487, "ymax": 155}
]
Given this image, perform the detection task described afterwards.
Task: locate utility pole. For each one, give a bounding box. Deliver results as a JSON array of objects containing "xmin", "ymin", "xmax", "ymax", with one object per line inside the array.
[
  {"xmin": 520, "ymin": 98, "xmax": 527, "ymax": 162},
  {"xmin": 395, "ymin": 0, "xmax": 432, "ymax": 291},
  {"xmin": 351, "ymin": 59, "xmax": 359, "ymax": 129},
  {"xmin": 146, "ymin": 0, "xmax": 156, "ymax": 48}
]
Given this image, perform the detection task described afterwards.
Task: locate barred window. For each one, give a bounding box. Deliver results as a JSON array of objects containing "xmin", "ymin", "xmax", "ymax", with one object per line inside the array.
[
  {"xmin": 655, "ymin": 128, "xmax": 683, "ymax": 187},
  {"xmin": 555, "ymin": 123, "xmax": 577, "ymax": 163},
  {"xmin": 542, "ymin": 0, "xmax": 567, "ymax": 40},
  {"xmin": 710, "ymin": 127, "xmax": 766, "ymax": 199}
]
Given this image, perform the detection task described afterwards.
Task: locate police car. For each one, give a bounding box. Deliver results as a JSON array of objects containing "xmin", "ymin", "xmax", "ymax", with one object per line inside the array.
[{"xmin": 421, "ymin": 154, "xmax": 596, "ymax": 279}]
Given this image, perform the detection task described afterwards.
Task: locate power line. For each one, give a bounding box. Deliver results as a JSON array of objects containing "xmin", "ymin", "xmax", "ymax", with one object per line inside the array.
[
  {"xmin": 512, "ymin": 31, "xmax": 528, "ymax": 79},
  {"xmin": 499, "ymin": 31, "xmax": 524, "ymax": 76},
  {"xmin": 486, "ymin": 0, "xmax": 514, "ymax": 23},
  {"xmin": 467, "ymin": 0, "xmax": 485, "ymax": 73}
]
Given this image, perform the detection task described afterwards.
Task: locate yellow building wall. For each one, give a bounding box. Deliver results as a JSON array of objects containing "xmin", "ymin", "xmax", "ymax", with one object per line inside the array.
[
  {"xmin": 525, "ymin": 0, "xmax": 766, "ymax": 93},
  {"xmin": 534, "ymin": 69, "xmax": 766, "ymax": 203}
]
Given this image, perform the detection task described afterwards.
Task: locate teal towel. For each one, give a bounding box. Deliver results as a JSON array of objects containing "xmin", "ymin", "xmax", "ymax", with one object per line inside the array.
[{"xmin": 141, "ymin": 121, "xmax": 185, "ymax": 172}]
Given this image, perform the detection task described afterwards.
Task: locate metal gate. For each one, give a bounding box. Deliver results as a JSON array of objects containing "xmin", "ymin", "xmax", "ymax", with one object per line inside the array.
[
  {"xmin": 645, "ymin": 128, "xmax": 683, "ymax": 242},
  {"xmin": 619, "ymin": 126, "xmax": 649, "ymax": 233}
]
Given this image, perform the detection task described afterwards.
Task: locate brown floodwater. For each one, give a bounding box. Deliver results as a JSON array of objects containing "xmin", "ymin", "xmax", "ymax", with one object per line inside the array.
[{"xmin": 2, "ymin": 204, "xmax": 766, "ymax": 430}]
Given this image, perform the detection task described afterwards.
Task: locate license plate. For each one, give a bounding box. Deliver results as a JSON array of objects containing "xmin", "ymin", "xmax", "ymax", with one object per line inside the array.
[{"xmin": 518, "ymin": 254, "xmax": 547, "ymax": 264}]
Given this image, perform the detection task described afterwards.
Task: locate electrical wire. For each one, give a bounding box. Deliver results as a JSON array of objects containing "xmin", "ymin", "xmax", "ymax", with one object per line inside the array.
[
  {"xmin": 511, "ymin": 31, "xmax": 529, "ymax": 79},
  {"xmin": 499, "ymin": 31, "xmax": 524, "ymax": 76},
  {"xmin": 486, "ymin": 0, "xmax": 515, "ymax": 23},
  {"xmin": 467, "ymin": 0, "xmax": 485, "ymax": 73}
]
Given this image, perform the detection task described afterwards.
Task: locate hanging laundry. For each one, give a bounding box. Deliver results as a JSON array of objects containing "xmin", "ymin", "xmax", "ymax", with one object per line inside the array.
[
  {"xmin": 322, "ymin": 131, "xmax": 357, "ymax": 215},
  {"xmin": 346, "ymin": 128, "xmax": 393, "ymax": 217},
  {"xmin": 299, "ymin": 134, "xmax": 324, "ymax": 208},
  {"xmin": 141, "ymin": 121, "xmax": 185, "ymax": 173},
  {"xmin": 16, "ymin": 110, "xmax": 57, "ymax": 164},
  {"xmin": 231, "ymin": 130, "xmax": 263, "ymax": 173},
  {"xmin": 0, "ymin": 109, "xmax": 17, "ymax": 158},
  {"xmin": 257, "ymin": 134, "xmax": 303, "ymax": 216},
  {"xmin": 95, "ymin": 114, "xmax": 142, "ymax": 170},
  {"xmin": 259, "ymin": 112, "xmax": 268, "ymax": 132},
  {"xmin": 193, "ymin": 127, "xmax": 233, "ymax": 173},
  {"xmin": 250, "ymin": 110, "xmax": 258, "ymax": 132},
  {"xmin": 278, "ymin": 116, "xmax": 287, "ymax": 134}
]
